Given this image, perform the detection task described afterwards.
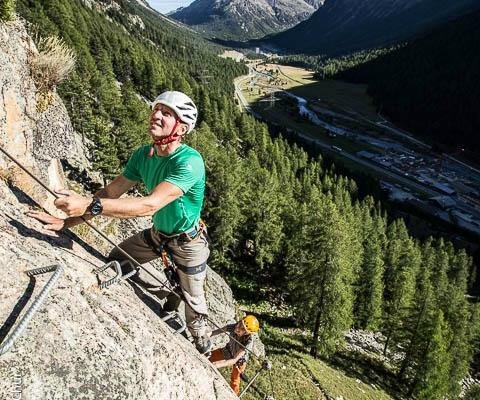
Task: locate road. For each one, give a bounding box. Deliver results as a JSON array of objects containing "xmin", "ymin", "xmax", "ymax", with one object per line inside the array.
[
  {"xmin": 234, "ymin": 69, "xmax": 443, "ymax": 198},
  {"xmin": 233, "ymin": 75, "xmax": 251, "ymax": 111},
  {"xmin": 292, "ymin": 130, "xmax": 440, "ymax": 197}
]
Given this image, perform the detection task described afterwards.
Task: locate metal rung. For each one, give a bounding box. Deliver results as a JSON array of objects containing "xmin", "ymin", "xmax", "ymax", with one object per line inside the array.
[
  {"xmin": 0, "ymin": 264, "xmax": 64, "ymax": 356},
  {"xmin": 161, "ymin": 312, "xmax": 187, "ymax": 335},
  {"xmin": 96, "ymin": 261, "xmax": 137, "ymax": 289}
]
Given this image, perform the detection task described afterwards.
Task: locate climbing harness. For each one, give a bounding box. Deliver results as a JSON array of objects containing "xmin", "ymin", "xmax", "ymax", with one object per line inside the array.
[
  {"xmin": 0, "ymin": 146, "xmax": 275, "ymax": 398},
  {"xmin": 0, "ymin": 264, "xmax": 64, "ymax": 356}
]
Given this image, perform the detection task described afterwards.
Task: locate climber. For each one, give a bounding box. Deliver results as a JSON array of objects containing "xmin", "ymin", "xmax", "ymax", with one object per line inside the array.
[
  {"xmin": 209, "ymin": 315, "xmax": 260, "ymax": 395},
  {"xmin": 27, "ymin": 91, "xmax": 212, "ymax": 354}
]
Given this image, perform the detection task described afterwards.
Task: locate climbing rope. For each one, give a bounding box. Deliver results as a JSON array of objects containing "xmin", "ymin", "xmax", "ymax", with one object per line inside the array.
[
  {"xmin": 0, "ymin": 146, "xmax": 275, "ymax": 397},
  {"xmin": 0, "ymin": 264, "xmax": 64, "ymax": 356}
]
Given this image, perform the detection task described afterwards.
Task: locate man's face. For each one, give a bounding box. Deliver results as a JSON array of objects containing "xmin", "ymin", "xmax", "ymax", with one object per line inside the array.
[
  {"xmin": 234, "ymin": 321, "xmax": 248, "ymax": 336},
  {"xmin": 149, "ymin": 104, "xmax": 186, "ymax": 139}
]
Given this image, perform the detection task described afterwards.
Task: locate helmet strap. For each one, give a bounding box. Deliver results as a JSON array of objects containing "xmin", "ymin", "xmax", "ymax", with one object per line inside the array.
[
  {"xmin": 148, "ymin": 119, "xmax": 182, "ymax": 157},
  {"xmin": 156, "ymin": 118, "xmax": 181, "ymax": 145}
]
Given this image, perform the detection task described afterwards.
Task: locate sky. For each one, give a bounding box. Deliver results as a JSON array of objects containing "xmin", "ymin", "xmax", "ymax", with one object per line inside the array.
[{"xmin": 148, "ymin": 0, "xmax": 195, "ymax": 14}]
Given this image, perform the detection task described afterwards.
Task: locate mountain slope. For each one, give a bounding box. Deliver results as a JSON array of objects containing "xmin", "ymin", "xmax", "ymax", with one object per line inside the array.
[
  {"xmin": 171, "ymin": 0, "xmax": 324, "ymax": 40},
  {"xmin": 338, "ymin": 8, "xmax": 480, "ymax": 161},
  {"xmin": 264, "ymin": 0, "xmax": 480, "ymax": 55}
]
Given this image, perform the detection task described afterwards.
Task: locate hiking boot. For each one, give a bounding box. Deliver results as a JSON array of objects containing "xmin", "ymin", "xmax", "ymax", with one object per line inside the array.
[{"xmin": 193, "ymin": 334, "xmax": 212, "ymax": 355}]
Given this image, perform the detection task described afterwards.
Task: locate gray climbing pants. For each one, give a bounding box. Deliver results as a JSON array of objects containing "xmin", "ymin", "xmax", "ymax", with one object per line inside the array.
[{"xmin": 107, "ymin": 227, "xmax": 210, "ymax": 337}]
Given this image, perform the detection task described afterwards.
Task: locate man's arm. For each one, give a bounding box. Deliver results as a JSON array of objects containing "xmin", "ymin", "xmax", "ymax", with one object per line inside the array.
[
  {"xmin": 65, "ymin": 175, "xmax": 138, "ymax": 225},
  {"xmin": 97, "ymin": 175, "xmax": 138, "ymax": 199},
  {"xmin": 54, "ymin": 180, "xmax": 183, "ymax": 219},
  {"xmin": 99, "ymin": 181, "xmax": 183, "ymax": 218},
  {"xmin": 212, "ymin": 350, "xmax": 246, "ymax": 369},
  {"xmin": 27, "ymin": 175, "xmax": 136, "ymax": 230}
]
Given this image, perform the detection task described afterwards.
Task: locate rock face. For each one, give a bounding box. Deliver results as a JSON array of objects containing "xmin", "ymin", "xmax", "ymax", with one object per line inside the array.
[
  {"xmin": 0, "ymin": 20, "xmax": 92, "ymax": 215},
  {"xmin": 171, "ymin": 0, "xmax": 324, "ymax": 40},
  {"xmin": 0, "ymin": 18, "xmax": 249, "ymax": 400},
  {"xmin": 0, "ymin": 183, "xmax": 236, "ymax": 400}
]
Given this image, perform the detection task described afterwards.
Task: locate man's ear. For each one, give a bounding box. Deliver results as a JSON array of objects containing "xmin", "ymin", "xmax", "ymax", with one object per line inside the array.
[{"xmin": 178, "ymin": 123, "xmax": 189, "ymax": 136}]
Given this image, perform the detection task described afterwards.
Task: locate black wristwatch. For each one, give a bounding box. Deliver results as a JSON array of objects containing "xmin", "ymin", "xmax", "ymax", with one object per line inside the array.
[{"xmin": 87, "ymin": 197, "xmax": 103, "ymax": 216}]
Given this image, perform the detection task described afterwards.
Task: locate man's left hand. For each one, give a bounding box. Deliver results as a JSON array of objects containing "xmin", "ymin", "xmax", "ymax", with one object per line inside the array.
[{"xmin": 54, "ymin": 189, "xmax": 91, "ymax": 217}]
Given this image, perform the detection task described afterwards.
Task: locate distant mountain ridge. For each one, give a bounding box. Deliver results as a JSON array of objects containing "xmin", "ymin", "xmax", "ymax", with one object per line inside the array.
[
  {"xmin": 171, "ymin": 0, "xmax": 324, "ymax": 40},
  {"xmin": 263, "ymin": 0, "xmax": 480, "ymax": 55},
  {"xmin": 338, "ymin": 8, "xmax": 480, "ymax": 161}
]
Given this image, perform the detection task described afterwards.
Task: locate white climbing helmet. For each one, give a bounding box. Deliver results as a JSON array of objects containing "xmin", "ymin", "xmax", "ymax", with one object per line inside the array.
[{"xmin": 151, "ymin": 91, "xmax": 198, "ymax": 134}]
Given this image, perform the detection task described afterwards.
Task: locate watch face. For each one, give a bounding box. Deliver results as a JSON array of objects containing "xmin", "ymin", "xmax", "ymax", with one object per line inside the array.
[{"xmin": 91, "ymin": 198, "xmax": 103, "ymax": 215}]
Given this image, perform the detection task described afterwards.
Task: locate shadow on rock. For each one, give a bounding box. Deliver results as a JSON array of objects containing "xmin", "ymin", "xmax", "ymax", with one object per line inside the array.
[
  {"xmin": 8, "ymin": 184, "xmax": 43, "ymax": 208},
  {"xmin": 0, "ymin": 276, "xmax": 35, "ymax": 344},
  {"xmin": 7, "ymin": 214, "xmax": 106, "ymax": 265},
  {"xmin": 7, "ymin": 216, "xmax": 74, "ymax": 250}
]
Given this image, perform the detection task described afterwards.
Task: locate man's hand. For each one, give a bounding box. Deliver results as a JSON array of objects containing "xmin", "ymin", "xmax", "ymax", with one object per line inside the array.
[
  {"xmin": 53, "ymin": 189, "xmax": 91, "ymax": 217},
  {"xmin": 26, "ymin": 210, "xmax": 65, "ymax": 232}
]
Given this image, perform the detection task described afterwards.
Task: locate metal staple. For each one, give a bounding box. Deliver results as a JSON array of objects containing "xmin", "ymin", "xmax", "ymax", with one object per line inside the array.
[
  {"xmin": 0, "ymin": 264, "xmax": 64, "ymax": 356},
  {"xmin": 96, "ymin": 260, "xmax": 136, "ymax": 289}
]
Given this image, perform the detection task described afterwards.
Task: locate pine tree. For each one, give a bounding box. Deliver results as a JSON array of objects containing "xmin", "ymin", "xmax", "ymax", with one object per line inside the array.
[
  {"xmin": 241, "ymin": 156, "xmax": 284, "ymax": 272},
  {"xmin": 443, "ymin": 249, "xmax": 476, "ymax": 398},
  {"xmin": 410, "ymin": 310, "xmax": 451, "ymax": 400},
  {"xmin": 354, "ymin": 220, "xmax": 384, "ymax": 330},
  {"xmin": 286, "ymin": 190, "xmax": 354, "ymax": 358},
  {"xmin": 351, "ymin": 198, "xmax": 383, "ymax": 330},
  {"xmin": 91, "ymin": 115, "xmax": 120, "ymax": 180},
  {"xmin": 382, "ymin": 220, "xmax": 420, "ymax": 355},
  {"xmin": 399, "ymin": 238, "xmax": 436, "ymax": 380},
  {"xmin": 114, "ymin": 82, "xmax": 150, "ymax": 164}
]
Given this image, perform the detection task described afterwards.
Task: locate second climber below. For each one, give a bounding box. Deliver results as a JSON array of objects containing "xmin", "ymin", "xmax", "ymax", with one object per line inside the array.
[
  {"xmin": 27, "ymin": 91, "xmax": 212, "ymax": 354},
  {"xmin": 209, "ymin": 315, "xmax": 260, "ymax": 395}
]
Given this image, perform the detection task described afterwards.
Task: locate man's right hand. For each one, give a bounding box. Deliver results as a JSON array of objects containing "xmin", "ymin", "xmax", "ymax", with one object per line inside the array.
[{"xmin": 26, "ymin": 210, "xmax": 65, "ymax": 232}]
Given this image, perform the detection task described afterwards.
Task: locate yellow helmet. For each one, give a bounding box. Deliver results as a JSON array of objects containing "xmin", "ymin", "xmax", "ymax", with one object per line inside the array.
[{"xmin": 242, "ymin": 315, "xmax": 260, "ymax": 334}]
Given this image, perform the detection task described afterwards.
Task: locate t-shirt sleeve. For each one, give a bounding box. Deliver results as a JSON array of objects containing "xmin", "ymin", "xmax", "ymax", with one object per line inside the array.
[
  {"xmin": 164, "ymin": 154, "xmax": 204, "ymax": 193},
  {"xmin": 122, "ymin": 147, "xmax": 143, "ymax": 182}
]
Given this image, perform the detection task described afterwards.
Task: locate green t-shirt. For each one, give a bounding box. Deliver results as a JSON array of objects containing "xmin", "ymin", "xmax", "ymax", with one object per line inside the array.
[{"xmin": 123, "ymin": 144, "xmax": 205, "ymax": 235}]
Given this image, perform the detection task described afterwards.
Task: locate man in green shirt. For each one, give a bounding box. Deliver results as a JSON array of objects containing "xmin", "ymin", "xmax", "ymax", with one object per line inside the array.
[{"xmin": 28, "ymin": 91, "xmax": 212, "ymax": 354}]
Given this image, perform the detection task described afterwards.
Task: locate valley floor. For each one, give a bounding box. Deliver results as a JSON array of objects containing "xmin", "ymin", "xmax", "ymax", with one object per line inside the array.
[{"xmin": 236, "ymin": 61, "xmax": 480, "ymax": 248}]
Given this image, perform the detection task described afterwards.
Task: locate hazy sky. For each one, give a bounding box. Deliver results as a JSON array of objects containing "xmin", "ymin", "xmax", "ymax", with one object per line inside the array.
[{"xmin": 148, "ymin": 0, "xmax": 195, "ymax": 14}]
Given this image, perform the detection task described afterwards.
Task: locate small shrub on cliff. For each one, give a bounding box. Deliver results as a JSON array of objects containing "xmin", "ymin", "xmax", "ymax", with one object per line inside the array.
[
  {"xmin": 0, "ymin": 0, "xmax": 16, "ymax": 21},
  {"xmin": 0, "ymin": 167, "xmax": 14, "ymax": 184},
  {"xmin": 30, "ymin": 36, "xmax": 76, "ymax": 112}
]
